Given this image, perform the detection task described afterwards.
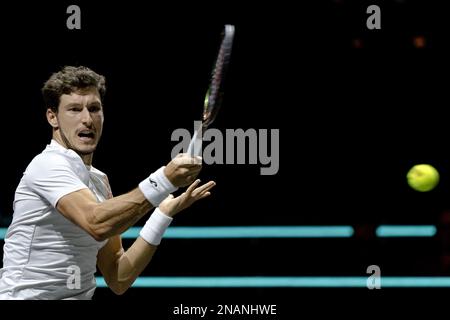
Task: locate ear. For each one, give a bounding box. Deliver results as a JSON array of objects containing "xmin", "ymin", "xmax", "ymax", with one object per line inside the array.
[{"xmin": 46, "ymin": 108, "xmax": 59, "ymax": 128}]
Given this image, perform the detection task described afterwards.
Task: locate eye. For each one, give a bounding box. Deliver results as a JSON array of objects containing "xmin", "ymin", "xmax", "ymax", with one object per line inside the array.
[{"xmin": 88, "ymin": 105, "xmax": 102, "ymax": 112}]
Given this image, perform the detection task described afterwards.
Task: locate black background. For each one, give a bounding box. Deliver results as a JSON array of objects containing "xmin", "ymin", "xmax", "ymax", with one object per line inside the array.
[{"xmin": 0, "ymin": 0, "xmax": 449, "ymax": 314}]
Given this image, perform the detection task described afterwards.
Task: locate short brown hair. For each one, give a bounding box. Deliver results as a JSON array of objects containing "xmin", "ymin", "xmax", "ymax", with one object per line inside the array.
[{"xmin": 42, "ymin": 66, "xmax": 106, "ymax": 112}]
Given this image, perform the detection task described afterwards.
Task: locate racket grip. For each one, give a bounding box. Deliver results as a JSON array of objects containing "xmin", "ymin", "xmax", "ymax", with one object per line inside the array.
[{"xmin": 187, "ymin": 127, "xmax": 202, "ymax": 157}]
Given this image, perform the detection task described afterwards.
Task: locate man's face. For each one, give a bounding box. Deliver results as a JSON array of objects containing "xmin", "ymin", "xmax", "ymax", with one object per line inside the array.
[{"xmin": 51, "ymin": 87, "xmax": 104, "ymax": 155}]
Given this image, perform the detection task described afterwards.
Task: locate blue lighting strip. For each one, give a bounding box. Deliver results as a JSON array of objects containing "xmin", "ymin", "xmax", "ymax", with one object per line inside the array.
[
  {"xmin": 95, "ymin": 276, "xmax": 450, "ymax": 288},
  {"xmin": 0, "ymin": 225, "xmax": 439, "ymax": 240},
  {"xmin": 376, "ymin": 225, "xmax": 437, "ymax": 237},
  {"xmin": 123, "ymin": 226, "xmax": 355, "ymax": 239}
]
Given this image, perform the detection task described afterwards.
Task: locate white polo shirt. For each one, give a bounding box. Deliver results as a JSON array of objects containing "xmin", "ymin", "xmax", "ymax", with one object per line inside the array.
[{"xmin": 0, "ymin": 140, "xmax": 111, "ymax": 299}]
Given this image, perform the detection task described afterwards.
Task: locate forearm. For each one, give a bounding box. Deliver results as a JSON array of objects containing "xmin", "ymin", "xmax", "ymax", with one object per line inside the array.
[
  {"xmin": 87, "ymin": 167, "xmax": 177, "ymax": 240},
  {"xmin": 99, "ymin": 180, "xmax": 214, "ymax": 295},
  {"xmin": 112, "ymin": 209, "xmax": 172, "ymax": 293},
  {"xmin": 113, "ymin": 237, "xmax": 158, "ymax": 294},
  {"xmin": 91, "ymin": 188, "xmax": 152, "ymax": 239}
]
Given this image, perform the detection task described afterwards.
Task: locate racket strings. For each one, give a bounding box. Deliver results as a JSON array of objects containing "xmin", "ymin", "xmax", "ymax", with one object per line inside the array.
[{"xmin": 206, "ymin": 38, "xmax": 233, "ymax": 125}]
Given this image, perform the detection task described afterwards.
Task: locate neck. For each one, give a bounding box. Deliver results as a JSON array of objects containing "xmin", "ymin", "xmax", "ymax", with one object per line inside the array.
[
  {"xmin": 52, "ymin": 132, "xmax": 94, "ymax": 166},
  {"xmin": 80, "ymin": 153, "xmax": 93, "ymax": 166}
]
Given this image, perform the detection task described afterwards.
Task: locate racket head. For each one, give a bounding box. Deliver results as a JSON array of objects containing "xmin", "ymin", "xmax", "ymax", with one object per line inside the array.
[{"xmin": 202, "ymin": 24, "xmax": 235, "ymax": 129}]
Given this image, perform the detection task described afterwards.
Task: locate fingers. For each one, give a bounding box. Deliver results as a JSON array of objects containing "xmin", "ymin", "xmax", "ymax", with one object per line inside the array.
[
  {"xmin": 198, "ymin": 181, "xmax": 216, "ymax": 192},
  {"xmin": 191, "ymin": 181, "xmax": 216, "ymax": 197},
  {"xmin": 182, "ymin": 162, "xmax": 203, "ymax": 168},
  {"xmin": 175, "ymin": 154, "xmax": 203, "ymax": 167},
  {"xmin": 184, "ymin": 180, "xmax": 216, "ymax": 198},
  {"xmin": 187, "ymin": 167, "xmax": 202, "ymax": 176},
  {"xmin": 177, "ymin": 166, "xmax": 201, "ymax": 178},
  {"xmin": 166, "ymin": 180, "xmax": 215, "ymax": 216},
  {"xmin": 199, "ymin": 192, "xmax": 211, "ymax": 199},
  {"xmin": 182, "ymin": 167, "xmax": 202, "ymax": 186},
  {"xmin": 192, "ymin": 156, "xmax": 203, "ymax": 164},
  {"xmin": 166, "ymin": 154, "xmax": 203, "ymax": 188},
  {"xmin": 180, "ymin": 154, "xmax": 202, "ymax": 163},
  {"xmin": 185, "ymin": 179, "xmax": 201, "ymax": 195}
]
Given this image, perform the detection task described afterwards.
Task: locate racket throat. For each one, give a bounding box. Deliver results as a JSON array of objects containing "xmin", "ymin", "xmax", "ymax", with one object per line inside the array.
[{"xmin": 187, "ymin": 120, "xmax": 204, "ymax": 157}]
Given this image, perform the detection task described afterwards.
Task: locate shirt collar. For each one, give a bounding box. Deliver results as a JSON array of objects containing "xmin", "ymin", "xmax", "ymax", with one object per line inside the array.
[{"xmin": 49, "ymin": 139, "xmax": 91, "ymax": 171}]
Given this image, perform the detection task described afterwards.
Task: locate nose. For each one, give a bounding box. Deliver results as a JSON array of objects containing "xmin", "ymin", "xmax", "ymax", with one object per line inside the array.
[{"xmin": 80, "ymin": 107, "xmax": 93, "ymax": 126}]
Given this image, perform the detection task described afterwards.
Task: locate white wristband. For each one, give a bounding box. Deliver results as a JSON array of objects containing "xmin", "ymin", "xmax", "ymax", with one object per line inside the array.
[
  {"xmin": 140, "ymin": 208, "xmax": 173, "ymax": 246},
  {"xmin": 139, "ymin": 166, "xmax": 178, "ymax": 206}
]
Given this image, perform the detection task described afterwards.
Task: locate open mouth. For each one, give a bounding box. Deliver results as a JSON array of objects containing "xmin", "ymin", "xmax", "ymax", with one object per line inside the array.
[{"xmin": 78, "ymin": 131, "xmax": 95, "ymax": 141}]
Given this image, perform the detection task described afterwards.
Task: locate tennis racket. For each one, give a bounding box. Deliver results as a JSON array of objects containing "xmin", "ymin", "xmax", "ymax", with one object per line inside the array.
[{"xmin": 187, "ymin": 24, "xmax": 235, "ymax": 157}]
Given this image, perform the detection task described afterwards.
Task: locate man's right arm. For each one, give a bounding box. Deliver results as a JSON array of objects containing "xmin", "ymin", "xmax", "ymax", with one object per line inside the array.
[
  {"xmin": 56, "ymin": 187, "xmax": 151, "ymax": 241},
  {"xmin": 56, "ymin": 154, "xmax": 202, "ymax": 241}
]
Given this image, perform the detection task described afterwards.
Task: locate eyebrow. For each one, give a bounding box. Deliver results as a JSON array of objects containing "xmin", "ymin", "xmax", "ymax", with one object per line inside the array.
[
  {"xmin": 63, "ymin": 102, "xmax": 102, "ymax": 108},
  {"xmin": 63, "ymin": 103, "xmax": 82, "ymax": 109}
]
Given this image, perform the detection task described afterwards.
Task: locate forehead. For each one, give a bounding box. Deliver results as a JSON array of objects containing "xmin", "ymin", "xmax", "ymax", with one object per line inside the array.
[{"xmin": 59, "ymin": 87, "xmax": 101, "ymax": 106}]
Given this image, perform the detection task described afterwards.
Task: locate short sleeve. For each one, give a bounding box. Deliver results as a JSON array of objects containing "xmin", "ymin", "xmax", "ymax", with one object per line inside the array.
[{"xmin": 23, "ymin": 152, "xmax": 89, "ymax": 208}]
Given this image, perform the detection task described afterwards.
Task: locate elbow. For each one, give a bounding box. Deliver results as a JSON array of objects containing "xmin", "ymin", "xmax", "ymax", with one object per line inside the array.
[
  {"xmin": 109, "ymin": 282, "xmax": 129, "ymax": 295},
  {"xmin": 91, "ymin": 233, "xmax": 108, "ymax": 242},
  {"xmin": 86, "ymin": 210, "xmax": 112, "ymax": 241},
  {"xmin": 85, "ymin": 219, "xmax": 111, "ymax": 241},
  {"xmin": 111, "ymin": 287, "xmax": 126, "ymax": 295},
  {"xmin": 89, "ymin": 227, "xmax": 110, "ymax": 242}
]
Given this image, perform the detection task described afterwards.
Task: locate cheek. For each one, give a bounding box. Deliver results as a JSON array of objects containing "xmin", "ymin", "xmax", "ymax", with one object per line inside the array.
[
  {"xmin": 97, "ymin": 117, "xmax": 104, "ymax": 127},
  {"xmin": 92, "ymin": 115, "xmax": 104, "ymax": 132},
  {"xmin": 97, "ymin": 115, "xmax": 105, "ymax": 126},
  {"xmin": 57, "ymin": 117, "xmax": 75, "ymax": 130}
]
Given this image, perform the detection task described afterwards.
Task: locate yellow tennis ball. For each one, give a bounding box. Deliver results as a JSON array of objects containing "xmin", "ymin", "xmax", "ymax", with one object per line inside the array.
[{"xmin": 407, "ymin": 164, "xmax": 440, "ymax": 192}]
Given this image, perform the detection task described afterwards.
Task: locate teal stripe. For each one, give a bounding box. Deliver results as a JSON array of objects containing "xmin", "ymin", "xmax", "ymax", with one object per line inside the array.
[
  {"xmin": 0, "ymin": 226, "xmax": 354, "ymax": 240},
  {"xmin": 376, "ymin": 225, "xmax": 437, "ymax": 237},
  {"xmin": 0, "ymin": 225, "xmax": 440, "ymax": 240},
  {"xmin": 95, "ymin": 277, "xmax": 450, "ymax": 288},
  {"xmin": 123, "ymin": 226, "xmax": 355, "ymax": 238}
]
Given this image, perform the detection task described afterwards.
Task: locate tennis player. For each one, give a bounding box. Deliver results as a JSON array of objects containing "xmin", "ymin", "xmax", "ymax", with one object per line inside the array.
[{"xmin": 0, "ymin": 66, "xmax": 215, "ymax": 299}]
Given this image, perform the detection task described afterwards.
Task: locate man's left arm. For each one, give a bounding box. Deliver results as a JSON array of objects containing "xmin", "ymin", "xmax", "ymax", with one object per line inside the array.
[
  {"xmin": 97, "ymin": 234, "xmax": 156, "ymax": 295},
  {"xmin": 97, "ymin": 179, "xmax": 215, "ymax": 295}
]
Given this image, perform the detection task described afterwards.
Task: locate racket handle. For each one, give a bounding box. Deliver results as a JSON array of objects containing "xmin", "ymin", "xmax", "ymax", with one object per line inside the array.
[{"xmin": 187, "ymin": 127, "xmax": 202, "ymax": 157}]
